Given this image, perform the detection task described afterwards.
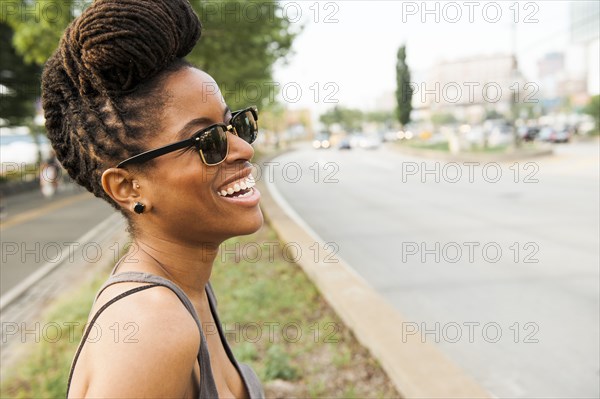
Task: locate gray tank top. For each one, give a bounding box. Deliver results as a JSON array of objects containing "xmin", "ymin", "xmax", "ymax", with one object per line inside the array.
[{"xmin": 66, "ymin": 268, "xmax": 265, "ymax": 398}]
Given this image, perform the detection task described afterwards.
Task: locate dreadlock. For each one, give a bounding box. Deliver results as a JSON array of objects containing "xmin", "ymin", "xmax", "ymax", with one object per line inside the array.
[{"xmin": 41, "ymin": 0, "xmax": 201, "ymax": 214}]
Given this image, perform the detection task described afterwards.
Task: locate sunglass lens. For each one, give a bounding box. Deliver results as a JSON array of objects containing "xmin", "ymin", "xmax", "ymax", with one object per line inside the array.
[
  {"xmin": 197, "ymin": 125, "xmax": 228, "ymax": 165},
  {"xmin": 232, "ymin": 110, "xmax": 258, "ymax": 144}
]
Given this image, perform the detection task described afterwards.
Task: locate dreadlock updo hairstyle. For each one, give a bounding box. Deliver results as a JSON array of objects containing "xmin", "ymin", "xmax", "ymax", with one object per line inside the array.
[{"xmin": 41, "ymin": 0, "xmax": 201, "ymax": 213}]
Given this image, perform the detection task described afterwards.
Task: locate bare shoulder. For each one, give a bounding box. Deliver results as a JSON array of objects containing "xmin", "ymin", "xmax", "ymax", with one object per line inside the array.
[{"xmin": 76, "ymin": 282, "xmax": 200, "ymax": 398}]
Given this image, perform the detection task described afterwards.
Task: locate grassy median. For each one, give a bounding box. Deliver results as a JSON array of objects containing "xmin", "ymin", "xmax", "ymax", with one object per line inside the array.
[{"xmin": 1, "ymin": 221, "xmax": 399, "ymax": 398}]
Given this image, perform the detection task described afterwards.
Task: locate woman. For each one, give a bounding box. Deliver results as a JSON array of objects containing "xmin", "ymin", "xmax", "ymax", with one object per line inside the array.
[
  {"xmin": 40, "ymin": 152, "xmax": 61, "ymax": 198},
  {"xmin": 41, "ymin": 0, "xmax": 264, "ymax": 397}
]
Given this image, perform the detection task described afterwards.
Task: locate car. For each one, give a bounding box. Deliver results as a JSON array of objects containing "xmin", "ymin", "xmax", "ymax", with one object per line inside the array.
[
  {"xmin": 338, "ymin": 138, "xmax": 351, "ymax": 150},
  {"xmin": 382, "ymin": 131, "xmax": 399, "ymax": 142},
  {"xmin": 360, "ymin": 136, "xmax": 381, "ymax": 149},
  {"xmin": 350, "ymin": 134, "xmax": 381, "ymax": 150},
  {"xmin": 487, "ymin": 124, "xmax": 514, "ymax": 147},
  {"xmin": 312, "ymin": 133, "xmax": 331, "ymax": 149},
  {"xmin": 0, "ymin": 132, "xmax": 53, "ymax": 168},
  {"xmin": 538, "ymin": 127, "xmax": 570, "ymax": 143},
  {"xmin": 554, "ymin": 128, "xmax": 571, "ymax": 143},
  {"xmin": 518, "ymin": 126, "xmax": 540, "ymax": 142}
]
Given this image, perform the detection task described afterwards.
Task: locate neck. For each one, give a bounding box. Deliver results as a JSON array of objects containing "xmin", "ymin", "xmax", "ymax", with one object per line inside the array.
[{"xmin": 126, "ymin": 232, "xmax": 221, "ymax": 298}]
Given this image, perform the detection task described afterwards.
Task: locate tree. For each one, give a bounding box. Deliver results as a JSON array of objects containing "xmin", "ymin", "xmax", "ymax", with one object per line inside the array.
[
  {"xmin": 395, "ymin": 44, "xmax": 413, "ymax": 128},
  {"xmin": 0, "ymin": 22, "xmax": 42, "ymax": 126},
  {"xmin": 364, "ymin": 110, "xmax": 394, "ymax": 125},
  {"xmin": 5, "ymin": 1, "xmax": 75, "ymax": 65},
  {"xmin": 5, "ymin": 0, "xmax": 299, "ymax": 121},
  {"xmin": 319, "ymin": 106, "xmax": 363, "ymax": 132},
  {"xmin": 583, "ymin": 95, "xmax": 600, "ymax": 134},
  {"xmin": 189, "ymin": 1, "xmax": 300, "ymax": 110},
  {"xmin": 430, "ymin": 112, "xmax": 456, "ymax": 126}
]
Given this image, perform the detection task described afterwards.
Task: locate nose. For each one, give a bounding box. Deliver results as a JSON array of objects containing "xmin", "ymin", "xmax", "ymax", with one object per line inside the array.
[{"xmin": 225, "ymin": 128, "xmax": 254, "ymax": 164}]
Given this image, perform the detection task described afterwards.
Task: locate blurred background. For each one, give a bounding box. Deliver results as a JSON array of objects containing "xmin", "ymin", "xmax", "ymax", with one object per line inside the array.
[{"xmin": 1, "ymin": 1, "xmax": 599, "ymax": 398}]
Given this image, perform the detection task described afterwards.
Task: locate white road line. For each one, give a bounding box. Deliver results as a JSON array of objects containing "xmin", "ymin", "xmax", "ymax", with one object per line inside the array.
[{"xmin": 0, "ymin": 212, "xmax": 125, "ymax": 311}]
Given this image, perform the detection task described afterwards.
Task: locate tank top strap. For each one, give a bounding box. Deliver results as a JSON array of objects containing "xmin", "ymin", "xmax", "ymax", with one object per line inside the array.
[
  {"xmin": 67, "ymin": 272, "xmax": 218, "ymax": 398},
  {"xmin": 205, "ymin": 281, "xmax": 218, "ymax": 307},
  {"xmin": 66, "ymin": 284, "xmax": 158, "ymax": 396},
  {"xmin": 204, "ymin": 281, "xmax": 265, "ymax": 398}
]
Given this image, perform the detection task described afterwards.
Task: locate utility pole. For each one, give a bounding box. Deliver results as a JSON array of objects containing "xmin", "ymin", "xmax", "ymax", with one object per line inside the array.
[{"xmin": 510, "ymin": 21, "xmax": 522, "ymax": 148}]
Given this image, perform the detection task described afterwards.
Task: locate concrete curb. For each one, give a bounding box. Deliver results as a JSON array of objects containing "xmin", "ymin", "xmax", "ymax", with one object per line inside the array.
[
  {"xmin": 258, "ymin": 162, "xmax": 492, "ymax": 398},
  {"xmin": 389, "ymin": 143, "xmax": 553, "ymax": 163}
]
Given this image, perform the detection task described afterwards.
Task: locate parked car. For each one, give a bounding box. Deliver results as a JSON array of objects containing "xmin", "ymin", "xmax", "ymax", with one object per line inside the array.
[
  {"xmin": 350, "ymin": 134, "xmax": 381, "ymax": 150},
  {"xmin": 487, "ymin": 124, "xmax": 514, "ymax": 147},
  {"xmin": 554, "ymin": 128, "xmax": 571, "ymax": 143},
  {"xmin": 0, "ymin": 132, "xmax": 53, "ymax": 169},
  {"xmin": 538, "ymin": 127, "xmax": 570, "ymax": 143},
  {"xmin": 518, "ymin": 126, "xmax": 540, "ymax": 142}
]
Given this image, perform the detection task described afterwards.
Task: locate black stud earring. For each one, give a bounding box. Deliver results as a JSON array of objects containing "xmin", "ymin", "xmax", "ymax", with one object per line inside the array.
[{"xmin": 133, "ymin": 202, "xmax": 145, "ymax": 214}]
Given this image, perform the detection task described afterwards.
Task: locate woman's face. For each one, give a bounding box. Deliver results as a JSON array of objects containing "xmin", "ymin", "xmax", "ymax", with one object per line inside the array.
[{"xmin": 136, "ymin": 67, "xmax": 263, "ymax": 245}]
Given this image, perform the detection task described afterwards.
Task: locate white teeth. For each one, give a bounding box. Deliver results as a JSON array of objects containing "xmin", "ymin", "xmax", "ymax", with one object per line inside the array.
[{"xmin": 217, "ymin": 175, "xmax": 257, "ymax": 197}]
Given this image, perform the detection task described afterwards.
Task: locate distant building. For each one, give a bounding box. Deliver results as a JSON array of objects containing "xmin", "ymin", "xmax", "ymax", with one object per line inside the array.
[
  {"xmin": 284, "ymin": 108, "xmax": 313, "ymax": 138},
  {"xmin": 374, "ymin": 91, "xmax": 396, "ymax": 112},
  {"xmin": 538, "ymin": 52, "xmax": 564, "ymax": 80},
  {"xmin": 416, "ymin": 54, "xmax": 524, "ymax": 123},
  {"xmin": 537, "ymin": 50, "xmax": 589, "ymax": 110},
  {"xmin": 570, "ymin": 2, "xmax": 600, "ymax": 95}
]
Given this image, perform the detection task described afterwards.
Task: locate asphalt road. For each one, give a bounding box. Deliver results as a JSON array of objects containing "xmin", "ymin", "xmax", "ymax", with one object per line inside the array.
[
  {"xmin": 0, "ymin": 185, "xmax": 116, "ymax": 295},
  {"xmin": 270, "ymin": 141, "xmax": 600, "ymax": 398}
]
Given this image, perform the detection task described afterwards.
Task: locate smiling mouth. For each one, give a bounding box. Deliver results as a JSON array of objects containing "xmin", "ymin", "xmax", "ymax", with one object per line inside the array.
[{"xmin": 217, "ymin": 174, "xmax": 256, "ymax": 198}]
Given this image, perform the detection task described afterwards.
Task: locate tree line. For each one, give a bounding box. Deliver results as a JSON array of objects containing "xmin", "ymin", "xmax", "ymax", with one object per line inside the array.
[{"xmin": 1, "ymin": 0, "xmax": 300, "ymax": 127}]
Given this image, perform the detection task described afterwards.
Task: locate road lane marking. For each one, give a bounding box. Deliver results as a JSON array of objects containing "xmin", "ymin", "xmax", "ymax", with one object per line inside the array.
[
  {"xmin": 0, "ymin": 212, "xmax": 125, "ymax": 311},
  {"xmin": 0, "ymin": 192, "xmax": 91, "ymax": 231}
]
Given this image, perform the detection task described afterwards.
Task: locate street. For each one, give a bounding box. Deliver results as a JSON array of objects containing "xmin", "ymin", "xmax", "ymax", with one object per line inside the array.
[
  {"xmin": 1, "ymin": 186, "xmax": 116, "ymax": 296},
  {"xmin": 269, "ymin": 141, "xmax": 600, "ymax": 398}
]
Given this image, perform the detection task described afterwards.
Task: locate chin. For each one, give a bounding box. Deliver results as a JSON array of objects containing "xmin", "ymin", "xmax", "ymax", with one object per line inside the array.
[{"xmin": 234, "ymin": 208, "xmax": 264, "ymax": 236}]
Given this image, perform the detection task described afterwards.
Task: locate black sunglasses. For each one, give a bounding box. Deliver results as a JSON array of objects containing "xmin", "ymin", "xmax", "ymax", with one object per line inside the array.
[{"xmin": 116, "ymin": 106, "xmax": 258, "ymax": 168}]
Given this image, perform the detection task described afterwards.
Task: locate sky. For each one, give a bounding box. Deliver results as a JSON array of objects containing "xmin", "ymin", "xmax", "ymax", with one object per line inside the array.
[{"xmin": 273, "ymin": 0, "xmax": 580, "ymax": 115}]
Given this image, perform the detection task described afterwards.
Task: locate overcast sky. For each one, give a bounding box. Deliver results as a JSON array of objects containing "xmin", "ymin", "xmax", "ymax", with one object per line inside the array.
[{"xmin": 273, "ymin": 1, "xmax": 578, "ymax": 114}]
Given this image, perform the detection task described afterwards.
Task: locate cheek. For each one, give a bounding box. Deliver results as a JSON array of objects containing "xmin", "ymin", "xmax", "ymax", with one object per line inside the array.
[
  {"xmin": 150, "ymin": 157, "xmax": 263, "ymax": 238},
  {"xmin": 152, "ymin": 156, "xmax": 219, "ymax": 214}
]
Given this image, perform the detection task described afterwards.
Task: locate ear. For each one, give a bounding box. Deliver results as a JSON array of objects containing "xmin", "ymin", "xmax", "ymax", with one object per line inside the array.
[{"xmin": 101, "ymin": 168, "xmax": 151, "ymax": 213}]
